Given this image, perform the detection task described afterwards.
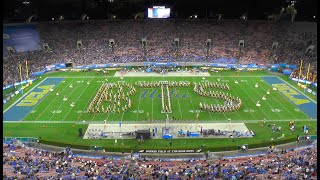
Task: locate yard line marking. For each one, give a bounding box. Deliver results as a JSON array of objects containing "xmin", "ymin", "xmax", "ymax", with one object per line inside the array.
[
  {"xmin": 34, "ymin": 79, "xmax": 73, "ymax": 121},
  {"xmin": 136, "ymin": 83, "xmax": 143, "ymax": 122},
  {"xmin": 236, "ymin": 79, "xmax": 272, "ymax": 120},
  {"xmin": 213, "ymin": 77, "xmax": 243, "ymax": 121},
  {"xmin": 48, "ymin": 79, "xmax": 81, "ymax": 121},
  {"xmin": 120, "ymin": 77, "xmax": 135, "ymax": 123},
  {"xmin": 61, "ymin": 78, "xmax": 94, "ymax": 121},
  {"xmin": 191, "ymin": 76, "xmax": 214, "ymax": 121},
  {"xmin": 92, "ymin": 78, "xmax": 117, "ymax": 122},
  {"xmin": 173, "ymin": 85, "xmax": 183, "ymax": 121},
  {"xmin": 227, "ymin": 78, "xmax": 259, "ymax": 120},
  {"xmin": 75, "ymin": 79, "xmax": 102, "ymax": 121},
  {"xmin": 3, "ymin": 77, "xmax": 48, "ymax": 113},
  {"xmin": 243, "ymin": 79, "xmax": 284, "ymax": 120},
  {"xmin": 259, "ymin": 78, "xmax": 299, "ymax": 119},
  {"xmin": 277, "ymin": 77, "xmax": 317, "ymax": 104},
  {"xmin": 151, "ymin": 77, "xmax": 154, "ymax": 121},
  {"xmin": 182, "ymin": 84, "xmax": 196, "ymax": 121}
]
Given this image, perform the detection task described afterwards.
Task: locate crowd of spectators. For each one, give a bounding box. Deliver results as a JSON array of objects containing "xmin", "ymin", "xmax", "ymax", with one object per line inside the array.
[
  {"xmin": 3, "ymin": 20, "xmax": 317, "ymax": 87},
  {"xmin": 3, "ymin": 139, "xmax": 317, "ymax": 179}
]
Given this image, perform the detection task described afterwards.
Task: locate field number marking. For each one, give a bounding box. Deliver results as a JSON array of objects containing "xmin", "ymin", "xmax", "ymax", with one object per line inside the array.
[
  {"xmin": 244, "ymin": 109, "xmax": 255, "ymax": 112},
  {"xmin": 52, "ymin": 110, "xmax": 61, "ymax": 114},
  {"xmin": 131, "ymin": 110, "xmax": 144, "ymax": 113},
  {"xmin": 271, "ymin": 109, "xmax": 282, "ymax": 113}
]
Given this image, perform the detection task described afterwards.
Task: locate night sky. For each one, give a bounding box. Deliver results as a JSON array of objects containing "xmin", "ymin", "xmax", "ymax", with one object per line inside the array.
[{"xmin": 3, "ymin": 0, "xmax": 317, "ymax": 22}]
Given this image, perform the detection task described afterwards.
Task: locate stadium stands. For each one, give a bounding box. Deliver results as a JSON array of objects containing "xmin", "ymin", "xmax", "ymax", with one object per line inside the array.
[
  {"xmin": 3, "ymin": 140, "xmax": 317, "ymax": 179},
  {"xmin": 3, "ymin": 20, "xmax": 317, "ymax": 87}
]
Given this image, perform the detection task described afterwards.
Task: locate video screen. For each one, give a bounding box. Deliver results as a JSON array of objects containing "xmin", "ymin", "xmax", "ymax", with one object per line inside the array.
[{"xmin": 148, "ymin": 6, "xmax": 170, "ymax": 18}]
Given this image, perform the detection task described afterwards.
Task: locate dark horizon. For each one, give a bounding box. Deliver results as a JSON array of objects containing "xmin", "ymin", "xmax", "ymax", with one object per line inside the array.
[{"xmin": 3, "ymin": 0, "xmax": 317, "ymax": 23}]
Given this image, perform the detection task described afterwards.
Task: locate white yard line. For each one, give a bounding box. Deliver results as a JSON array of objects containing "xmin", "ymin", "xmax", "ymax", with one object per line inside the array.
[
  {"xmin": 191, "ymin": 76, "xmax": 214, "ymax": 121},
  {"xmin": 75, "ymin": 79, "xmax": 101, "ymax": 121},
  {"xmin": 213, "ymin": 77, "xmax": 243, "ymax": 121},
  {"xmin": 224, "ymin": 77, "xmax": 257, "ymax": 120},
  {"xmin": 243, "ymin": 79, "xmax": 284, "ymax": 120},
  {"xmin": 226, "ymin": 79, "xmax": 259, "ymax": 120},
  {"xmin": 277, "ymin": 77, "xmax": 317, "ymax": 104},
  {"xmin": 236, "ymin": 80, "xmax": 272, "ymax": 120},
  {"xmin": 48, "ymin": 79, "xmax": 81, "ymax": 121},
  {"xmin": 182, "ymin": 86, "xmax": 196, "ymax": 121},
  {"xmin": 3, "ymin": 77, "xmax": 48, "ymax": 113},
  {"xmin": 34, "ymin": 80, "xmax": 74, "ymax": 121},
  {"xmin": 151, "ymin": 77, "xmax": 154, "ymax": 121},
  {"xmin": 91, "ymin": 78, "xmax": 117, "ymax": 122},
  {"xmin": 136, "ymin": 86, "xmax": 143, "ymax": 121},
  {"xmin": 61, "ymin": 79, "xmax": 93, "ymax": 121},
  {"xmin": 120, "ymin": 77, "xmax": 135, "ymax": 123}
]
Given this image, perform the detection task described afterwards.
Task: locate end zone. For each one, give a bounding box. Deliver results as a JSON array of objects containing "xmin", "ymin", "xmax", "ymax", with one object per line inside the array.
[
  {"xmin": 262, "ymin": 77, "xmax": 317, "ymax": 119},
  {"xmin": 3, "ymin": 78, "xmax": 64, "ymax": 121}
]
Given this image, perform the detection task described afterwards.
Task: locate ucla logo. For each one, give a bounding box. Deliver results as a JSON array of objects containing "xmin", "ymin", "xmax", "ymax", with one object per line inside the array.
[
  {"xmin": 273, "ymin": 84, "xmax": 310, "ymax": 105},
  {"xmin": 17, "ymin": 85, "xmax": 55, "ymax": 107},
  {"xmin": 3, "ymin": 34, "xmax": 10, "ymax": 39}
]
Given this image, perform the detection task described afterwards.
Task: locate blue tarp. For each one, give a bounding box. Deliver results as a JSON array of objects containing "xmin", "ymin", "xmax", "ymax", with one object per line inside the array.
[
  {"xmin": 162, "ymin": 134, "xmax": 173, "ymax": 139},
  {"xmin": 283, "ymin": 69, "xmax": 293, "ymax": 75}
]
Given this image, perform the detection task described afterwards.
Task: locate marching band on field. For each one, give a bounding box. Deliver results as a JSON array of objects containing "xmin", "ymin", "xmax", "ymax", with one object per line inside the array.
[
  {"xmin": 86, "ymin": 80, "xmax": 241, "ymax": 114},
  {"xmin": 87, "ymin": 82, "xmax": 135, "ymax": 113},
  {"xmin": 136, "ymin": 81, "xmax": 191, "ymax": 88},
  {"xmin": 195, "ymin": 82, "xmax": 242, "ymax": 113}
]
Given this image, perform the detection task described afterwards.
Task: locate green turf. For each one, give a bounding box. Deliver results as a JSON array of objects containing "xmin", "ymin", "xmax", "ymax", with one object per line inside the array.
[
  {"xmin": 3, "ymin": 70, "xmax": 317, "ymax": 152},
  {"xmin": 3, "ymin": 121, "xmax": 317, "ymax": 152},
  {"xmin": 21, "ymin": 75, "xmax": 309, "ymax": 122}
]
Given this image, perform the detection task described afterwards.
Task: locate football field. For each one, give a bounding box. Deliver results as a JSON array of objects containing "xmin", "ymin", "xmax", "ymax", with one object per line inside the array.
[
  {"xmin": 3, "ymin": 71, "xmax": 317, "ymax": 152},
  {"xmin": 4, "ymin": 72, "xmax": 316, "ymax": 122}
]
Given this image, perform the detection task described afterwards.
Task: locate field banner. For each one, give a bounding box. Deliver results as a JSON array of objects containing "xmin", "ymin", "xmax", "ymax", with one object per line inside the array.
[
  {"xmin": 3, "ymin": 79, "xmax": 35, "ymax": 90},
  {"xmin": 144, "ymin": 62, "xmax": 178, "ymax": 67},
  {"xmin": 283, "ymin": 69, "xmax": 293, "ymax": 75},
  {"xmin": 54, "ymin": 63, "xmax": 66, "ymax": 69},
  {"xmin": 32, "ymin": 70, "xmax": 46, "ymax": 77},
  {"xmin": 290, "ymin": 77, "xmax": 312, "ymax": 85},
  {"xmin": 278, "ymin": 63, "xmax": 297, "ymax": 69},
  {"xmin": 3, "ymin": 24, "xmax": 41, "ymax": 57}
]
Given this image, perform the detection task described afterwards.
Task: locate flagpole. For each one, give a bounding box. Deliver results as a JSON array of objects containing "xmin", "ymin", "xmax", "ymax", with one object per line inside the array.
[
  {"xmin": 305, "ymin": 63, "xmax": 310, "ymax": 87},
  {"xmin": 297, "ymin": 60, "xmax": 303, "ymax": 85},
  {"xmin": 19, "ymin": 64, "xmax": 23, "ymax": 95},
  {"xmin": 25, "ymin": 60, "xmax": 29, "ymax": 81}
]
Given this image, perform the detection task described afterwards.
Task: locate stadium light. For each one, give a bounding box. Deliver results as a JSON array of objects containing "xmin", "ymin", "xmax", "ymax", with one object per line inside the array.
[
  {"xmin": 22, "ymin": 0, "xmax": 30, "ymax": 5},
  {"xmin": 194, "ymin": 15, "xmax": 198, "ymax": 18}
]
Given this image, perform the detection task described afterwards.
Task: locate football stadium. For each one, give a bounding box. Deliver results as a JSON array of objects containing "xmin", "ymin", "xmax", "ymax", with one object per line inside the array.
[{"xmin": 3, "ymin": 0, "xmax": 317, "ymax": 179}]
